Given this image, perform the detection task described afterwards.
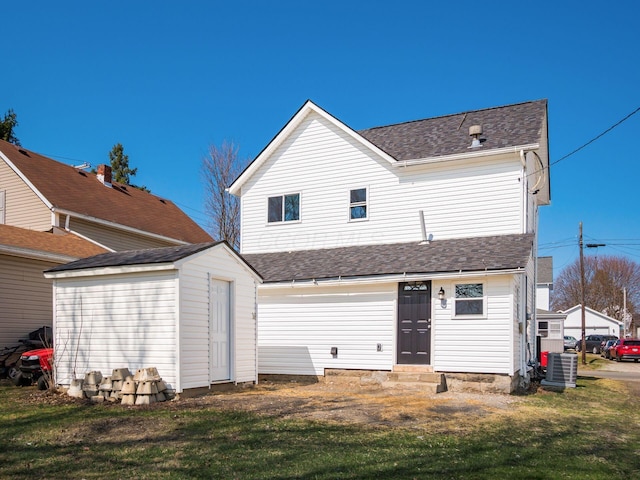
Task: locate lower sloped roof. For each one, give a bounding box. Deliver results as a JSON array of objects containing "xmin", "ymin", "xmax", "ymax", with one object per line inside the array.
[
  {"xmin": 45, "ymin": 241, "xmax": 263, "ymax": 280},
  {"xmin": 244, "ymin": 234, "xmax": 534, "ymax": 283},
  {"xmin": 0, "ymin": 224, "xmax": 108, "ymax": 261}
]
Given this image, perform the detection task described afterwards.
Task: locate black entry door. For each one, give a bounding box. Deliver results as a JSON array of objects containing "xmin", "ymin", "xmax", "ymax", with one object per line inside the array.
[{"xmin": 397, "ymin": 281, "xmax": 432, "ymax": 365}]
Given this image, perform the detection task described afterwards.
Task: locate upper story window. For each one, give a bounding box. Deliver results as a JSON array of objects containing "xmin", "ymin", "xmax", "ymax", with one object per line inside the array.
[
  {"xmin": 268, "ymin": 193, "xmax": 300, "ymax": 223},
  {"xmin": 349, "ymin": 187, "xmax": 368, "ymax": 221},
  {"xmin": 454, "ymin": 283, "xmax": 484, "ymax": 316}
]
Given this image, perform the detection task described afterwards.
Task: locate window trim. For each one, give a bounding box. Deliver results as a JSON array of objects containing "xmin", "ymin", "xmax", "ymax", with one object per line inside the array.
[
  {"xmin": 453, "ymin": 282, "xmax": 486, "ymax": 318},
  {"xmin": 266, "ymin": 192, "xmax": 301, "ymax": 224},
  {"xmin": 348, "ymin": 186, "xmax": 368, "ymax": 222}
]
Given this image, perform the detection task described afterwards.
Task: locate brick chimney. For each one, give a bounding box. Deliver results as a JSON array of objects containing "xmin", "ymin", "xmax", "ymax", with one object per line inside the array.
[{"xmin": 97, "ymin": 164, "xmax": 112, "ymax": 186}]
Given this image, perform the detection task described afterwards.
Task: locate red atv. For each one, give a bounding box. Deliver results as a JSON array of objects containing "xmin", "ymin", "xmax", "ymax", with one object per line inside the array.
[{"xmin": 14, "ymin": 347, "xmax": 54, "ymax": 390}]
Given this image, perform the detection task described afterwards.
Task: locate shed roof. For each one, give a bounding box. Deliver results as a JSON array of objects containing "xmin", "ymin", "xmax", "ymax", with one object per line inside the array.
[
  {"xmin": 45, "ymin": 241, "xmax": 262, "ymax": 280},
  {"xmin": 244, "ymin": 234, "xmax": 534, "ymax": 283},
  {"xmin": 0, "ymin": 139, "xmax": 212, "ymax": 244}
]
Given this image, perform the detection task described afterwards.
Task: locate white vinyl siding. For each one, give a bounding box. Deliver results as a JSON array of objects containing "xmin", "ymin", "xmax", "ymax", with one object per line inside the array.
[
  {"xmin": 240, "ymin": 111, "xmax": 524, "ymax": 254},
  {"xmin": 50, "ymin": 244, "xmax": 258, "ymax": 392},
  {"xmin": 52, "ymin": 271, "xmax": 179, "ymax": 388},
  {"xmin": 179, "ymin": 247, "xmax": 258, "ymax": 387},
  {"xmin": 433, "ymin": 275, "xmax": 515, "ymax": 375},
  {"xmin": 0, "ymin": 255, "xmax": 56, "ymax": 349},
  {"xmin": 0, "ymin": 159, "xmax": 51, "ymax": 230},
  {"xmin": 257, "ymin": 284, "xmax": 396, "ymax": 375}
]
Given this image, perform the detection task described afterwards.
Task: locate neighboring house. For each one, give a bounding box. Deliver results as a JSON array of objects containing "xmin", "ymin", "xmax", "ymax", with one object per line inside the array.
[
  {"xmin": 44, "ymin": 242, "xmax": 261, "ymax": 392},
  {"xmin": 230, "ymin": 99, "xmax": 550, "ymax": 393},
  {"xmin": 0, "ymin": 139, "xmax": 212, "ymax": 349},
  {"xmin": 562, "ymin": 304, "xmax": 623, "ymax": 340},
  {"xmin": 536, "ymin": 256, "xmax": 566, "ymax": 353}
]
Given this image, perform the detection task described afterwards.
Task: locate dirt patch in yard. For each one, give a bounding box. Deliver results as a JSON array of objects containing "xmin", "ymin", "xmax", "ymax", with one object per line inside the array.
[
  {"xmin": 165, "ymin": 378, "xmax": 523, "ymax": 432},
  {"xmin": 19, "ymin": 377, "xmax": 523, "ymax": 433}
]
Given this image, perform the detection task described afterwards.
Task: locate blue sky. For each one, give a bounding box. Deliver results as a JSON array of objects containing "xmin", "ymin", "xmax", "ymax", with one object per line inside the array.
[{"xmin": 3, "ymin": 1, "xmax": 639, "ymax": 278}]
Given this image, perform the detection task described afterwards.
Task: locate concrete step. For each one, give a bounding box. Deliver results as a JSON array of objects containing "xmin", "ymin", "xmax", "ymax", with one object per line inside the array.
[
  {"xmin": 381, "ymin": 381, "xmax": 444, "ymax": 394},
  {"xmin": 392, "ymin": 365, "xmax": 434, "ymax": 373},
  {"xmin": 324, "ymin": 369, "xmax": 447, "ymax": 393},
  {"xmin": 387, "ymin": 372, "xmax": 444, "ymax": 384}
]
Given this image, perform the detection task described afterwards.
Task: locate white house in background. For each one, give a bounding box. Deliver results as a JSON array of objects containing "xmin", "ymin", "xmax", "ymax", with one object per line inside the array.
[
  {"xmin": 231, "ymin": 99, "xmax": 550, "ymax": 393},
  {"xmin": 536, "ymin": 256, "xmax": 566, "ymax": 353},
  {"xmin": 44, "ymin": 242, "xmax": 261, "ymax": 393},
  {"xmin": 563, "ymin": 305, "xmax": 623, "ymax": 341}
]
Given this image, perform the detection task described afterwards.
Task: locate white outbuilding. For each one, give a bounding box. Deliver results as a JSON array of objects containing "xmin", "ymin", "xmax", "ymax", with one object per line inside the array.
[{"xmin": 44, "ymin": 242, "xmax": 261, "ymax": 393}]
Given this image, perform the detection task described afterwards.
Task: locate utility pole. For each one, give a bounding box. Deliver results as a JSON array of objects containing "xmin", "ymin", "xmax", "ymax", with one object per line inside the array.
[
  {"xmin": 579, "ymin": 222, "xmax": 586, "ymax": 365},
  {"xmin": 579, "ymin": 222, "xmax": 606, "ymax": 365}
]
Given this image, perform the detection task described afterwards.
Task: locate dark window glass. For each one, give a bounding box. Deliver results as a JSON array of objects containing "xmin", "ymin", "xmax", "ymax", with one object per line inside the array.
[
  {"xmin": 455, "ymin": 283, "xmax": 483, "ymax": 315},
  {"xmin": 284, "ymin": 194, "xmax": 299, "ymax": 221},
  {"xmin": 349, "ymin": 188, "xmax": 367, "ymax": 220},
  {"xmin": 268, "ymin": 196, "xmax": 283, "ymax": 223},
  {"xmin": 268, "ymin": 194, "xmax": 299, "ymax": 223},
  {"xmin": 350, "ymin": 188, "xmax": 366, "ymax": 203}
]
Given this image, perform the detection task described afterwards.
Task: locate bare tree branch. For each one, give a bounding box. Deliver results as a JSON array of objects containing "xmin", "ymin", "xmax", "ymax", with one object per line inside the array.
[
  {"xmin": 201, "ymin": 141, "xmax": 247, "ymax": 249},
  {"xmin": 551, "ymin": 255, "xmax": 640, "ymax": 326}
]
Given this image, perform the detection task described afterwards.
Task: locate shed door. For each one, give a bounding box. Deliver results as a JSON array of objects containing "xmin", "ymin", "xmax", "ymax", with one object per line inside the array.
[
  {"xmin": 397, "ymin": 281, "xmax": 431, "ymax": 364},
  {"xmin": 210, "ymin": 279, "xmax": 231, "ymax": 382}
]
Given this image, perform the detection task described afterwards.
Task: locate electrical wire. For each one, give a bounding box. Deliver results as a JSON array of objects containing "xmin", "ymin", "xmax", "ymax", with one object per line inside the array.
[{"xmin": 550, "ymin": 106, "xmax": 640, "ymax": 167}]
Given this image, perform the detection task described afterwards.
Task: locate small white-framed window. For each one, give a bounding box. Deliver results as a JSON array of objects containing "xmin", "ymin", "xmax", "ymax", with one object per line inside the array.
[
  {"xmin": 267, "ymin": 193, "xmax": 300, "ymax": 223},
  {"xmin": 538, "ymin": 321, "xmax": 549, "ymax": 338},
  {"xmin": 349, "ymin": 187, "xmax": 368, "ymax": 221},
  {"xmin": 454, "ymin": 283, "xmax": 485, "ymax": 316}
]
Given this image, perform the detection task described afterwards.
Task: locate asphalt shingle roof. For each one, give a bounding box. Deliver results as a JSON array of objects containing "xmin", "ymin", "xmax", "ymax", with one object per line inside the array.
[
  {"xmin": 358, "ymin": 100, "xmax": 547, "ymax": 161},
  {"xmin": 45, "ymin": 242, "xmax": 220, "ymax": 272},
  {"xmin": 0, "ymin": 140, "xmax": 212, "ymax": 244},
  {"xmin": 0, "ymin": 224, "xmax": 108, "ymax": 259},
  {"xmin": 244, "ymin": 234, "xmax": 534, "ymax": 283}
]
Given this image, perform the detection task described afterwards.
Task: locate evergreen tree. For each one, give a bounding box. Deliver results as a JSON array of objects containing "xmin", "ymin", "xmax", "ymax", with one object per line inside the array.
[
  {"xmin": 108, "ymin": 143, "xmax": 149, "ymax": 191},
  {"xmin": 0, "ymin": 109, "xmax": 20, "ymax": 145}
]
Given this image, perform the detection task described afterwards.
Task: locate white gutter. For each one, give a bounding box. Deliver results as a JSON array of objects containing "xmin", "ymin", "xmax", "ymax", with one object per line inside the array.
[
  {"xmin": 54, "ymin": 208, "xmax": 190, "ymax": 245},
  {"xmin": 394, "ymin": 144, "xmax": 540, "ymax": 168},
  {"xmin": 259, "ymin": 268, "xmax": 526, "ymax": 289},
  {"xmin": 44, "ymin": 263, "xmax": 177, "ymax": 279},
  {"xmin": 0, "ymin": 245, "xmax": 78, "ymax": 263}
]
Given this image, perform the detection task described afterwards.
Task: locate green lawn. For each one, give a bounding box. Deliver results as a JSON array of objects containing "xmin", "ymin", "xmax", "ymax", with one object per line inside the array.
[{"xmin": 0, "ymin": 375, "xmax": 638, "ymax": 479}]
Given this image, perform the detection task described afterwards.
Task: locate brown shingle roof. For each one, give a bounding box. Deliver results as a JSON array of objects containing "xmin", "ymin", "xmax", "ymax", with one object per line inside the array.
[
  {"xmin": 358, "ymin": 100, "xmax": 547, "ymax": 161},
  {"xmin": 0, "ymin": 140, "xmax": 212, "ymax": 244},
  {"xmin": 0, "ymin": 224, "xmax": 108, "ymax": 259},
  {"xmin": 244, "ymin": 234, "xmax": 534, "ymax": 283}
]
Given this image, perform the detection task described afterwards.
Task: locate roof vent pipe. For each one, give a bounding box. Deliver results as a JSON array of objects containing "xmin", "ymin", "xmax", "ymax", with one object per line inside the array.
[
  {"xmin": 419, "ymin": 210, "xmax": 431, "ymax": 244},
  {"xmin": 469, "ymin": 125, "xmax": 483, "ymax": 148}
]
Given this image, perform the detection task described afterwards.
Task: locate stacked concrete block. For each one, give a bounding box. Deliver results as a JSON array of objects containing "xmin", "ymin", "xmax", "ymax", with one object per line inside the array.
[
  {"xmin": 83, "ymin": 371, "xmax": 103, "ymax": 402},
  {"xmin": 67, "ymin": 378, "xmax": 85, "ymax": 398},
  {"xmin": 66, "ymin": 366, "xmax": 170, "ymax": 405}
]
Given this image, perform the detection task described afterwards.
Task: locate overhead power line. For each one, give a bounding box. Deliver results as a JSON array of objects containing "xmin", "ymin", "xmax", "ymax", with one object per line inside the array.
[{"xmin": 550, "ymin": 106, "xmax": 640, "ymax": 167}]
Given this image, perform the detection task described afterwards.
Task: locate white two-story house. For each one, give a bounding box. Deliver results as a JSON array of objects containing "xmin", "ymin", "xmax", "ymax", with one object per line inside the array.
[{"xmin": 229, "ymin": 99, "xmax": 550, "ymax": 392}]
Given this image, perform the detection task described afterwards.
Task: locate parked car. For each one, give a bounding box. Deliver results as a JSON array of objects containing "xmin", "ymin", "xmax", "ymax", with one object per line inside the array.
[
  {"xmin": 575, "ymin": 334, "xmax": 618, "ymax": 354},
  {"xmin": 564, "ymin": 336, "xmax": 577, "ymax": 351},
  {"xmin": 600, "ymin": 339, "xmax": 617, "ymax": 359},
  {"xmin": 13, "ymin": 347, "xmax": 54, "ymax": 390},
  {"xmin": 610, "ymin": 338, "xmax": 640, "ymax": 363}
]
